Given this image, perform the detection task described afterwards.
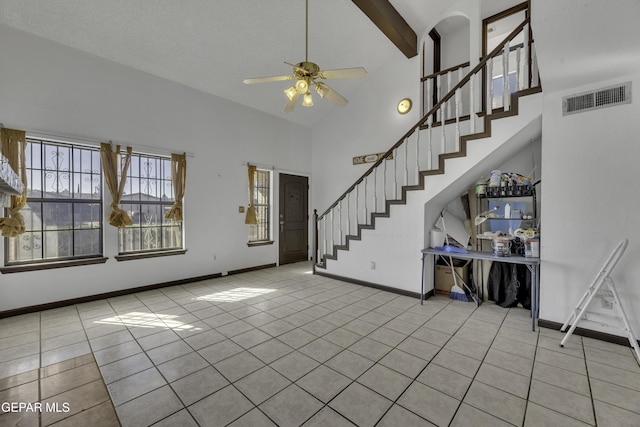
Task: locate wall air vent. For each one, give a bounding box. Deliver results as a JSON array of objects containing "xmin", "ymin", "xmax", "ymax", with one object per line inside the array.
[{"xmin": 563, "ymin": 81, "xmax": 631, "ymax": 116}]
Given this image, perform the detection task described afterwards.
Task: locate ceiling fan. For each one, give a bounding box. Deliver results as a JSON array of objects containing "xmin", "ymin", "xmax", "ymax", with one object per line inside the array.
[{"xmin": 243, "ymin": 0, "xmax": 367, "ymax": 112}]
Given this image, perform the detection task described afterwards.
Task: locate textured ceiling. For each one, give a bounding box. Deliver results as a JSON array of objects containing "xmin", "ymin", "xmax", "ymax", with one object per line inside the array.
[{"xmin": 0, "ymin": 0, "xmax": 525, "ymax": 127}]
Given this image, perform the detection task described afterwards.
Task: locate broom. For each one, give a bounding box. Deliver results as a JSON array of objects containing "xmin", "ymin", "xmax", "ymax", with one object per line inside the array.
[{"xmin": 440, "ymin": 211, "xmax": 471, "ymax": 302}]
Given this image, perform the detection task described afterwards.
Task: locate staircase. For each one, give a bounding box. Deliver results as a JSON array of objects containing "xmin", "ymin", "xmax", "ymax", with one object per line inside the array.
[{"xmin": 313, "ymin": 18, "xmax": 542, "ymax": 290}]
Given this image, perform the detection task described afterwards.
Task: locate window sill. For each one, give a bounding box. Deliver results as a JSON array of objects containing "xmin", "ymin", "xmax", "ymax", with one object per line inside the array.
[
  {"xmin": 1, "ymin": 257, "xmax": 108, "ymax": 274},
  {"xmin": 115, "ymin": 249, "xmax": 187, "ymax": 262},
  {"xmin": 247, "ymin": 240, "xmax": 274, "ymax": 247}
]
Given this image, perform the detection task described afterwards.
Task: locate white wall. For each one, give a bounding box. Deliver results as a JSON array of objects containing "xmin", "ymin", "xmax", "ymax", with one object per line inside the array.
[
  {"xmin": 440, "ymin": 18, "xmax": 471, "ymax": 70},
  {"xmin": 540, "ymin": 73, "xmax": 640, "ymax": 335},
  {"xmin": 311, "ymin": 50, "xmax": 421, "ymax": 212},
  {"xmin": 0, "ymin": 25, "xmax": 311, "ymax": 312}
]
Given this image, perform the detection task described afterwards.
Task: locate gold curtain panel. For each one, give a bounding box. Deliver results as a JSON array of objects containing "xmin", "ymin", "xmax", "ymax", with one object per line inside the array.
[
  {"xmin": 0, "ymin": 128, "xmax": 28, "ymax": 237},
  {"xmin": 100, "ymin": 142, "xmax": 133, "ymax": 228},
  {"xmin": 245, "ymin": 164, "xmax": 258, "ymax": 225},
  {"xmin": 165, "ymin": 153, "xmax": 187, "ymax": 222}
]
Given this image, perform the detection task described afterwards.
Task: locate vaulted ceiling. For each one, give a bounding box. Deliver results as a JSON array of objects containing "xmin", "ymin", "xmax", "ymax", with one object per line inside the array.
[{"xmin": 3, "ymin": 1, "xmax": 632, "ymax": 128}]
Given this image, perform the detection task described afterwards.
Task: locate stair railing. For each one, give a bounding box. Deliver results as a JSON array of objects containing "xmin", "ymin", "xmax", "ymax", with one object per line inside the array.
[{"xmin": 314, "ymin": 17, "xmax": 539, "ymax": 269}]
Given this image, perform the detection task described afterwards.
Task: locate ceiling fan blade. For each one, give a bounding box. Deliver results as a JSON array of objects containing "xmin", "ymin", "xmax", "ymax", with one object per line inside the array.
[
  {"xmin": 243, "ymin": 75, "xmax": 293, "ymax": 84},
  {"xmin": 319, "ymin": 67, "xmax": 367, "ymax": 80},
  {"xmin": 315, "ymin": 82, "xmax": 348, "ymax": 107},
  {"xmin": 284, "ymin": 93, "xmax": 301, "ymax": 112}
]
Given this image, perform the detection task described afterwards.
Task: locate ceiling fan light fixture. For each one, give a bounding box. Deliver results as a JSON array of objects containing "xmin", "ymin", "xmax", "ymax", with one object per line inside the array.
[
  {"xmin": 243, "ymin": 0, "xmax": 366, "ymax": 112},
  {"xmin": 302, "ymin": 92, "xmax": 313, "ymax": 107},
  {"xmin": 295, "ymin": 79, "xmax": 309, "ymax": 94},
  {"xmin": 284, "ymin": 86, "xmax": 297, "ymax": 101}
]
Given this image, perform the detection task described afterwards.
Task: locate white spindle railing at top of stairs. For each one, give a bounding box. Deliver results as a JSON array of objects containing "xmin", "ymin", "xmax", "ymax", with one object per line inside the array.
[{"xmin": 313, "ymin": 17, "xmax": 540, "ymax": 270}]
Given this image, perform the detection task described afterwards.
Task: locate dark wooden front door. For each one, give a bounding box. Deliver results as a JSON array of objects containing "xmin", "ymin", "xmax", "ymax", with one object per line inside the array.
[{"xmin": 279, "ymin": 174, "xmax": 308, "ymax": 265}]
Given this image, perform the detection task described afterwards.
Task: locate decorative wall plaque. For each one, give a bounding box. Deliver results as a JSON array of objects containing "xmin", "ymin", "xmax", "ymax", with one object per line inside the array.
[{"xmin": 352, "ymin": 152, "xmax": 393, "ymax": 165}]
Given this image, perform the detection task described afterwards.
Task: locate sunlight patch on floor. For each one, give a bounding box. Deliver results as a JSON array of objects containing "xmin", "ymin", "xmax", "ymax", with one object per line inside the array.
[
  {"xmin": 95, "ymin": 312, "xmax": 203, "ymax": 331},
  {"xmin": 196, "ymin": 287, "xmax": 276, "ymax": 302}
]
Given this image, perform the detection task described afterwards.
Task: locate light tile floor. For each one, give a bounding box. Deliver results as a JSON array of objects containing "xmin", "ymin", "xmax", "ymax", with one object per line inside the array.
[{"xmin": 1, "ymin": 262, "xmax": 639, "ymax": 426}]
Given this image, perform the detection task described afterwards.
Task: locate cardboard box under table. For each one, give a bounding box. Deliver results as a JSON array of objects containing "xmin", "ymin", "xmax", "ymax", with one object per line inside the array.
[{"xmin": 435, "ymin": 257, "xmax": 471, "ymax": 295}]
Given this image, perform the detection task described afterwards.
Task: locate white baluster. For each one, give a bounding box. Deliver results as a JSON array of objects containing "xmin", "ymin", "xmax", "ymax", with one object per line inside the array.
[
  {"xmin": 383, "ymin": 153, "xmax": 388, "ymax": 201},
  {"xmin": 436, "ymin": 74, "xmax": 441, "ymax": 123},
  {"xmin": 347, "ymin": 192, "xmax": 351, "ymax": 236},
  {"xmin": 524, "ymin": 23, "xmax": 530, "ymax": 88},
  {"xmin": 322, "ymin": 217, "xmax": 326, "ymax": 258},
  {"xmin": 516, "ymin": 46, "xmax": 522, "ymax": 91},
  {"xmin": 531, "ymin": 42, "xmax": 539, "ymax": 87},
  {"xmin": 415, "ymin": 130, "xmax": 420, "ymax": 174},
  {"xmin": 329, "ymin": 210, "xmax": 334, "ymax": 252},
  {"xmin": 469, "ymin": 73, "xmax": 476, "ymax": 133},
  {"xmin": 393, "ymin": 148, "xmax": 397, "ymax": 199},
  {"xmin": 426, "ymin": 78, "xmax": 432, "ymax": 113},
  {"xmin": 363, "ymin": 177, "xmax": 367, "ymax": 224},
  {"xmin": 455, "ymin": 68, "xmax": 462, "ymax": 152},
  {"xmin": 373, "ymin": 168, "xmax": 377, "ymax": 212},
  {"xmin": 503, "ymin": 41, "xmax": 511, "ymax": 111},
  {"xmin": 440, "ymin": 105, "xmax": 446, "ymax": 154},
  {"xmin": 404, "ymin": 139, "xmax": 409, "ymax": 186},
  {"xmin": 427, "ymin": 115, "xmax": 433, "ymax": 170},
  {"xmin": 446, "ymin": 71, "xmax": 452, "ymax": 119},
  {"xmin": 355, "ymin": 181, "xmax": 359, "ymax": 225},
  {"xmin": 487, "ymin": 59, "xmax": 494, "ymax": 115},
  {"xmin": 338, "ymin": 200, "xmax": 342, "ymax": 245}
]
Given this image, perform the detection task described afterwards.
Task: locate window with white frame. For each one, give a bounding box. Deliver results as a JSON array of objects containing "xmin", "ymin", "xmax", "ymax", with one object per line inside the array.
[
  {"xmin": 5, "ymin": 138, "xmax": 103, "ymax": 264},
  {"xmin": 248, "ymin": 169, "xmax": 271, "ymax": 243},
  {"xmin": 118, "ymin": 152, "xmax": 183, "ymax": 254}
]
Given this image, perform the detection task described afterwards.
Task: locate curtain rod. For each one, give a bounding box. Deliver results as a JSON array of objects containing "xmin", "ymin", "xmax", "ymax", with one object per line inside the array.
[
  {"xmin": 242, "ymin": 161, "xmax": 312, "ymax": 178},
  {"xmin": 242, "ymin": 161, "xmax": 275, "ymax": 170},
  {"xmin": 0, "ymin": 124, "xmax": 194, "ymax": 157}
]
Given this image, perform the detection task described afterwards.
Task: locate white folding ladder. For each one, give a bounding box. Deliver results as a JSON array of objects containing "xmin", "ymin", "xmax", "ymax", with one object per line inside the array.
[{"xmin": 560, "ymin": 239, "xmax": 640, "ymax": 363}]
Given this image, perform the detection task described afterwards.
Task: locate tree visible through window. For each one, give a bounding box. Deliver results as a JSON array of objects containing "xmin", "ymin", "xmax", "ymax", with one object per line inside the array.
[
  {"xmin": 118, "ymin": 153, "xmax": 183, "ymax": 254},
  {"xmin": 5, "ymin": 138, "xmax": 103, "ymax": 264},
  {"xmin": 249, "ymin": 169, "xmax": 271, "ymax": 243}
]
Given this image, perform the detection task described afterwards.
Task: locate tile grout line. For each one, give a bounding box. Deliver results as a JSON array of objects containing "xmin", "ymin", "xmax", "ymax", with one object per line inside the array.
[
  {"xmin": 515, "ymin": 311, "xmax": 540, "ymax": 427},
  {"xmin": 582, "ymin": 335, "xmax": 598, "ymax": 427},
  {"xmin": 38, "ymin": 310, "xmax": 42, "ymax": 427}
]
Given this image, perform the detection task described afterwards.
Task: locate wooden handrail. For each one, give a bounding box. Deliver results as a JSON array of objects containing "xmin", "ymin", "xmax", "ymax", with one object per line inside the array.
[
  {"xmin": 318, "ymin": 17, "xmax": 530, "ymax": 219},
  {"xmin": 421, "ymin": 61, "xmax": 470, "ymax": 82},
  {"xmin": 420, "ymin": 43, "xmax": 525, "ymax": 82}
]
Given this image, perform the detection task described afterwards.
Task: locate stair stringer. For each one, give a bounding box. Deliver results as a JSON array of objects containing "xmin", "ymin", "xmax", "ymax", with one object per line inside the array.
[{"xmin": 320, "ymin": 92, "xmax": 543, "ymax": 295}]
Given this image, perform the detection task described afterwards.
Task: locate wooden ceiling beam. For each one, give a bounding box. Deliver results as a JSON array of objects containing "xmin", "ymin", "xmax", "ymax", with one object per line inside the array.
[{"xmin": 352, "ymin": 0, "xmax": 418, "ymax": 58}]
